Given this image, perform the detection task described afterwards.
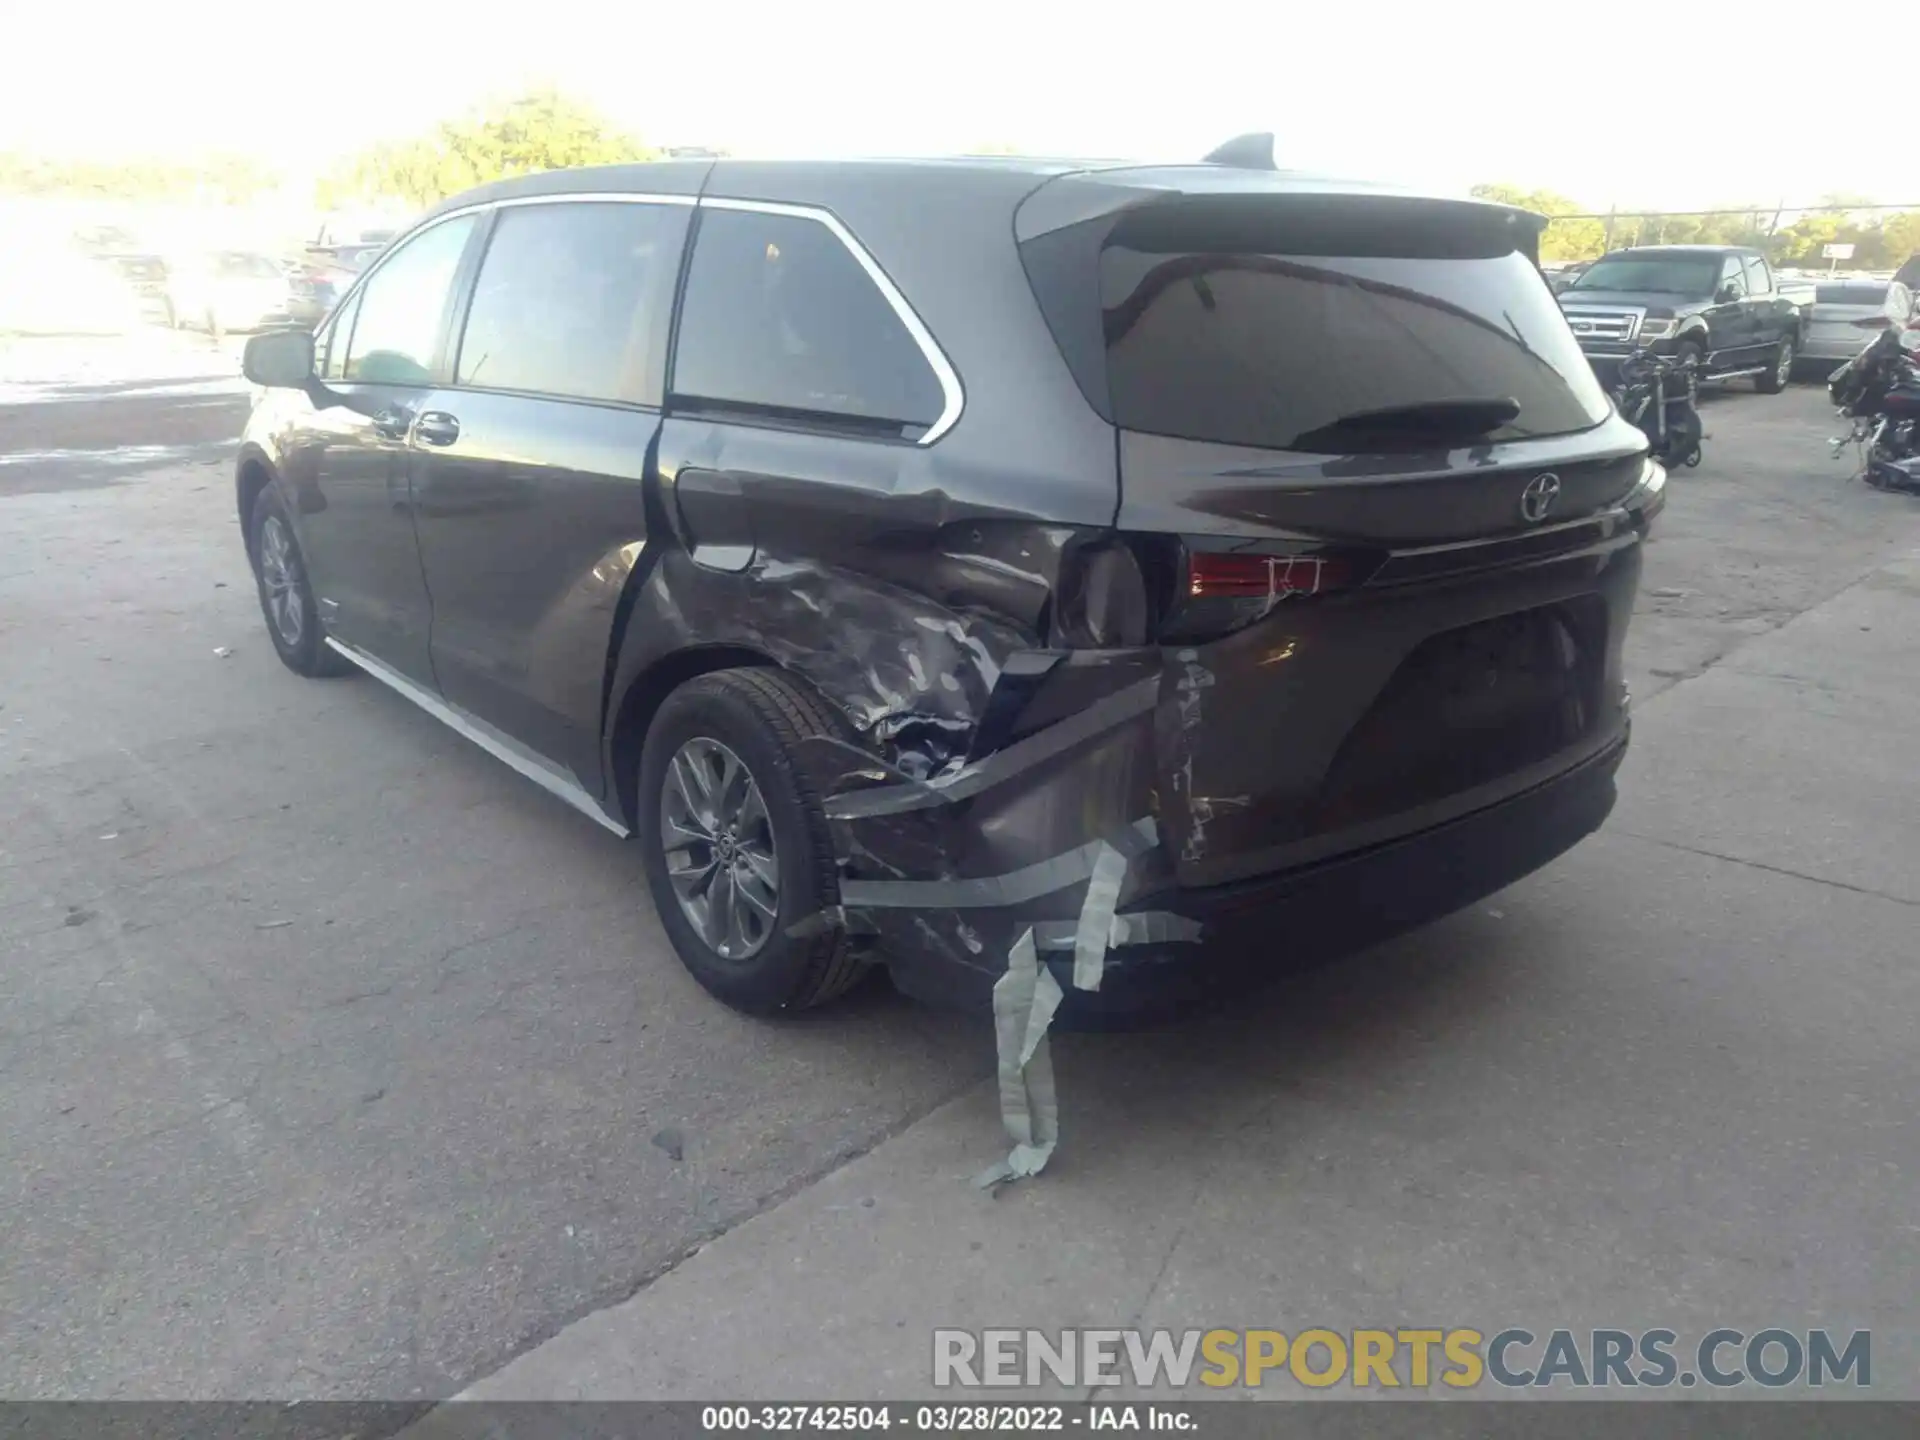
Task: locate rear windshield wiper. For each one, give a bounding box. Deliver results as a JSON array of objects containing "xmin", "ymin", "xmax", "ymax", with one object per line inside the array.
[{"xmin": 1291, "ymin": 398, "xmax": 1522, "ymax": 451}]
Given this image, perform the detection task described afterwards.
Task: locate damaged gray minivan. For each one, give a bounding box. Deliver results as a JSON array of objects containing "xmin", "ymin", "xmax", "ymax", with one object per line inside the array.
[{"xmin": 237, "ymin": 144, "xmax": 1663, "ymax": 1016}]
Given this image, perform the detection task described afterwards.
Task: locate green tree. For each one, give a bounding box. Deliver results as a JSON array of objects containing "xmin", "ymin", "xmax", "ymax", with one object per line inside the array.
[
  {"xmin": 1882, "ymin": 211, "xmax": 1920, "ymax": 265},
  {"xmin": 0, "ymin": 151, "xmax": 275, "ymax": 202},
  {"xmin": 1469, "ymin": 183, "xmax": 1606, "ymax": 261},
  {"xmin": 320, "ymin": 91, "xmax": 655, "ymax": 209}
]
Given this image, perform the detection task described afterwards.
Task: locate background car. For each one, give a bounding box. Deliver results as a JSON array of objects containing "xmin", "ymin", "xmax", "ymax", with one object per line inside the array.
[
  {"xmin": 1558, "ymin": 245, "xmax": 1801, "ymax": 391},
  {"xmin": 1798, "ymin": 279, "xmax": 1894, "ymax": 370},
  {"xmin": 162, "ymin": 250, "xmax": 296, "ymax": 334},
  {"xmin": 1544, "ymin": 260, "xmax": 1590, "ymax": 294},
  {"xmin": 286, "ymin": 248, "xmax": 377, "ymax": 327}
]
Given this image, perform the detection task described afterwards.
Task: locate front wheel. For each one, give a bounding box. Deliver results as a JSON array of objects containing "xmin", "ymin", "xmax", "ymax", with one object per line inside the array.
[
  {"xmin": 1757, "ymin": 336, "xmax": 1794, "ymax": 394},
  {"xmin": 248, "ymin": 486, "xmax": 352, "ymax": 677},
  {"xmin": 637, "ymin": 669, "xmax": 869, "ymax": 1015}
]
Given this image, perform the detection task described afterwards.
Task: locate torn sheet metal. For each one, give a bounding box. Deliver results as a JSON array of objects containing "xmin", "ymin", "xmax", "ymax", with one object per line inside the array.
[{"xmin": 825, "ymin": 675, "xmax": 1160, "ymax": 819}]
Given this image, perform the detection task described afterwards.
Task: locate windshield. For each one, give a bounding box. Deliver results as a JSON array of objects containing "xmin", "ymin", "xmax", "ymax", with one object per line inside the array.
[{"xmin": 1568, "ymin": 255, "xmax": 1719, "ymax": 297}]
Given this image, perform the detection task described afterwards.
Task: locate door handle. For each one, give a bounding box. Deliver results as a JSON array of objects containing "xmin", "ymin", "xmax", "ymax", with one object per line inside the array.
[
  {"xmin": 370, "ymin": 407, "xmax": 413, "ymax": 440},
  {"xmin": 413, "ymin": 411, "xmax": 461, "ymax": 447}
]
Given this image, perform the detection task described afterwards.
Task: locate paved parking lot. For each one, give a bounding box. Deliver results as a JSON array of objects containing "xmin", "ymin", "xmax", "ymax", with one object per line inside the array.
[{"xmin": 3, "ymin": 346, "xmax": 1918, "ymax": 1405}]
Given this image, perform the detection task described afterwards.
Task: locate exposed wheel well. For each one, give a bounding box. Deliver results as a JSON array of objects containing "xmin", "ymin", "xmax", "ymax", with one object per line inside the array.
[
  {"xmin": 609, "ymin": 645, "xmax": 783, "ymax": 829},
  {"xmin": 236, "ymin": 457, "xmax": 271, "ymax": 558}
]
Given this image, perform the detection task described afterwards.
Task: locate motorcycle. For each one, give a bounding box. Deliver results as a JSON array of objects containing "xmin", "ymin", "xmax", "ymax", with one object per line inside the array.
[
  {"xmin": 1828, "ymin": 324, "xmax": 1920, "ymax": 493},
  {"xmin": 1612, "ymin": 347, "xmax": 1704, "ymax": 470}
]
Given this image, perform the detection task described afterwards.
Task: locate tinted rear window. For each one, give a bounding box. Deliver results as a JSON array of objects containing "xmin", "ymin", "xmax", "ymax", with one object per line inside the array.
[
  {"xmin": 1816, "ymin": 283, "xmax": 1889, "ymax": 306},
  {"xmin": 1088, "ymin": 200, "xmax": 1609, "ymax": 452}
]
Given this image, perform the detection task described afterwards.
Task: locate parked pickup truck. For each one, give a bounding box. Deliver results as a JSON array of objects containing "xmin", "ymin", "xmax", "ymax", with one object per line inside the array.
[{"xmin": 1557, "ymin": 245, "xmax": 1803, "ymax": 393}]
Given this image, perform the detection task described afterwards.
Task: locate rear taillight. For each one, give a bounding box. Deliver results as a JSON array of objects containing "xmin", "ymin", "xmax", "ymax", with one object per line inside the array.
[
  {"xmin": 1048, "ymin": 534, "xmax": 1379, "ymax": 649},
  {"xmin": 1161, "ymin": 542, "xmax": 1380, "ymax": 644},
  {"xmin": 1186, "ymin": 552, "xmax": 1359, "ymax": 600}
]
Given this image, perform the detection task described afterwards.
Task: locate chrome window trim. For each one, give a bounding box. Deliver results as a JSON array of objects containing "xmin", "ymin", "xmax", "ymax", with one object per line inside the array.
[
  {"xmin": 323, "ymin": 189, "xmax": 965, "ymax": 445},
  {"xmin": 320, "ymin": 193, "xmax": 697, "ymax": 340},
  {"xmin": 699, "ymin": 196, "xmax": 966, "ymax": 446}
]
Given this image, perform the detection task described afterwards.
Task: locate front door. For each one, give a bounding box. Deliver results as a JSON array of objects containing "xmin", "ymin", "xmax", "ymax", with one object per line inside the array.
[
  {"xmin": 287, "ymin": 213, "xmax": 480, "ymax": 687},
  {"xmin": 1705, "ymin": 254, "xmax": 1754, "ymax": 369},
  {"xmin": 408, "ymin": 198, "xmax": 690, "ymax": 791}
]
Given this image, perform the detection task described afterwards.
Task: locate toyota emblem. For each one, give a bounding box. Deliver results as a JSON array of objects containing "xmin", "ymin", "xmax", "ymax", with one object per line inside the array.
[{"xmin": 1520, "ymin": 473, "xmax": 1562, "ymax": 524}]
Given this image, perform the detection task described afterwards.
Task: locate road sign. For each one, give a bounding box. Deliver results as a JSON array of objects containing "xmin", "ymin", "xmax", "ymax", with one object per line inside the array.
[{"xmin": 1822, "ymin": 243, "xmax": 1856, "ymax": 259}]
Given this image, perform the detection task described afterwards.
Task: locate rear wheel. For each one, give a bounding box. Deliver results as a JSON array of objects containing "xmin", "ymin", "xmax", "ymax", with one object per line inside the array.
[
  {"xmin": 248, "ymin": 486, "xmax": 352, "ymax": 678},
  {"xmin": 638, "ymin": 668, "xmax": 867, "ymax": 1014},
  {"xmin": 1757, "ymin": 335, "xmax": 1794, "ymax": 393}
]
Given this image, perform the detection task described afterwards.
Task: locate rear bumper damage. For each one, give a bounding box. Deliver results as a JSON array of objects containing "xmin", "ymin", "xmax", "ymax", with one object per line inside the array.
[
  {"xmin": 814, "ymin": 667, "xmax": 1626, "ymax": 1021},
  {"xmin": 807, "ymin": 528, "xmax": 1639, "ymax": 1019},
  {"xmin": 833, "ymin": 719, "xmax": 1624, "ymax": 1018}
]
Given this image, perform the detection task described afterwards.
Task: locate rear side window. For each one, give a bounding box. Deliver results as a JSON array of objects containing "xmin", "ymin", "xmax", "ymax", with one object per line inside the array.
[
  {"xmin": 455, "ymin": 201, "xmax": 689, "ymax": 405},
  {"xmin": 1743, "ymin": 256, "xmax": 1772, "ymax": 294},
  {"xmin": 342, "ymin": 215, "xmax": 477, "ymax": 386},
  {"xmin": 671, "ymin": 207, "xmax": 945, "ymax": 436},
  {"xmin": 1077, "ymin": 199, "xmax": 1611, "ymax": 453}
]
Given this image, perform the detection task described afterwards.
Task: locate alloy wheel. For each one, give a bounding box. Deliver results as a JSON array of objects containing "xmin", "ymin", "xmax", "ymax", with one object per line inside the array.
[
  {"xmin": 258, "ymin": 515, "xmax": 305, "ymax": 648},
  {"xmin": 1776, "ymin": 341, "xmax": 1794, "ymax": 387},
  {"xmin": 659, "ymin": 737, "xmax": 780, "ymax": 961}
]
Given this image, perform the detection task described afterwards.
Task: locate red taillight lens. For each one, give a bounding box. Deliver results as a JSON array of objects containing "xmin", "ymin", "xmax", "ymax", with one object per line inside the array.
[{"xmin": 1186, "ymin": 552, "xmax": 1357, "ymax": 600}]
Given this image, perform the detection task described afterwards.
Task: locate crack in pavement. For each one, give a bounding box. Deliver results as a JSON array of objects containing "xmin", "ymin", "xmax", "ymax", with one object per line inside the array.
[{"xmin": 1611, "ymin": 829, "xmax": 1920, "ymax": 909}]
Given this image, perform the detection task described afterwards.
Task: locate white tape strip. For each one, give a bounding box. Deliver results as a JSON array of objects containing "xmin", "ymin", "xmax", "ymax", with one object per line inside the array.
[
  {"xmin": 974, "ymin": 823, "xmax": 1169, "ymax": 1190},
  {"xmin": 1072, "ymin": 841, "xmax": 1129, "ymax": 993},
  {"xmin": 973, "ymin": 928, "xmax": 1061, "ymax": 1189}
]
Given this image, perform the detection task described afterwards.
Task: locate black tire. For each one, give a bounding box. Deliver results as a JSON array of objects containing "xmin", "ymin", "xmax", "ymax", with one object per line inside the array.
[
  {"xmin": 247, "ymin": 485, "xmax": 352, "ymax": 678},
  {"xmin": 637, "ymin": 668, "xmax": 867, "ymax": 1015},
  {"xmin": 1757, "ymin": 335, "xmax": 1794, "ymax": 394},
  {"xmin": 1674, "ymin": 336, "xmax": 1707, "ymax": 377}
]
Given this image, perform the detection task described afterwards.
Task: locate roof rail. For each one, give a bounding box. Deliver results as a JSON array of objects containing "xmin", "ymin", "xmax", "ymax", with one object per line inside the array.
[{"xmin": 1201, "ymin": 133, "xmax": 1276, "ymax": 170}]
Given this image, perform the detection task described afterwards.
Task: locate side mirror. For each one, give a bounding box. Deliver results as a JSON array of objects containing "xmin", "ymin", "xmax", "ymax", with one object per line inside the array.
[
  {"xmin": 242, "ymin": 328, "xmax": 316, "ymax": 388},
  {"xmin": 1716, "ymin": 284, "xmax": 1741, "ymax": 304}
]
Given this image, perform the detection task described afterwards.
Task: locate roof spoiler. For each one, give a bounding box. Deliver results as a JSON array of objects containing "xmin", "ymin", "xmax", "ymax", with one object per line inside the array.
[{"xmin": 1201, "ymin": 133, "xmax": 1276, "ymax": 170}]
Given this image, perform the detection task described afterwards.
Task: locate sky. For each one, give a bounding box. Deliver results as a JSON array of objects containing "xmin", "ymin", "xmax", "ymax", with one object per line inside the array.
[{"xmin": 1, "ymin": 1, "xmax": 1905, "ymax": 213}]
